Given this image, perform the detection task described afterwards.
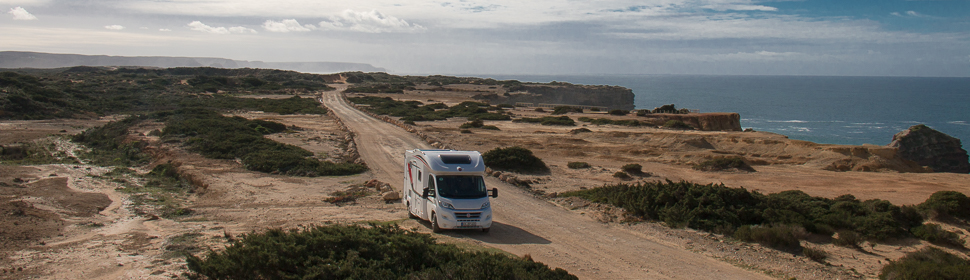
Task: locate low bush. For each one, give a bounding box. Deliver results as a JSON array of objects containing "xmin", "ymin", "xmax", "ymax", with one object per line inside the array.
[
  {"xmin": 567, "ymin": 162, "xmax": 590, "ymax": 169},
  {"xmin": 569, "ymin": 128, "xmax": 592, "ymax": 134},
  {"xmin": 636, "ymin": 110, "xmax": 650, "ymax": 116},
  {"xmin": 481, "ymin": 125, "xmax": 500, "ymax": 130},
  {"xmin": 514, "ymin": 116, "xmax": 575, "ymax": 126},
  {"xmin": 621, "ymin": 163, "xmax": 642, "ymax": 174},
  {"xmin": 733, "ymin": 224, "xmax": 805, "ymax": 251},
  {"xmin": 460, "ymin": 129, "xmax": 472, "ymax": 134},
  {"xmin": 612, "ymin": 171, "xmax": 631, "ymax": 180},
  {"xmin": 578, "ymin": 117, "xmax": 642, "ymax": 126},
  {"xmin": 460, "ymin": 119, "xmax": 485, "ymax": 129},
  {"xmin": 534, "ymin": 108, "xmax": 545, "ymax": 112},
  {"xmin": 608, "ymin": 109, "xmax": 628, "ymax": 116},
  {"xmin": 663, "ymin": 120, "xmax": 693, "ymax": 129},
  {"xmin": 552, "ymin": 106, "xmax": 583, "ymax": 115},
  {"xmin": 802, "ymin": 246, "xmax": 828, "ymax": 263},
  {"xmin": 163, "ymin": 108, "xmax": 366, "ymax": 176},
  {"xmin": 693, "ymin": 157, "xmax": 755, "ymax": 172},
  {"xmin": 879, "ymin": 247, "xmax": 970, "ymax": 280},
  {"xmin": 483, "ymin": 146, "xmax": 548, "ymax": 173},
  {"xmin": 186, "ymin": 224, "xmax": 577, "ymax": 280},
  {"xmin": 833, "ymin": 231, "xmax": 862, "ymax": 248},
  {"xmin": 918, "ymin": 191, "xmax": 970, "ymax": 220},
  {"xmin": 560, "ymin": 181, "xmax": 922, "ymax": 241},
  {"xmin": 911, "ymin": 224, "xmax": 966, "ymax": 248}
]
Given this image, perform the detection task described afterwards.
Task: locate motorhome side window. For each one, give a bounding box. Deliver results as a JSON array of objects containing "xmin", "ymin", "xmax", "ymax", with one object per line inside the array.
[{"xmin": 417, "ymin": 170, "xmax": 421, "ymax": 181}]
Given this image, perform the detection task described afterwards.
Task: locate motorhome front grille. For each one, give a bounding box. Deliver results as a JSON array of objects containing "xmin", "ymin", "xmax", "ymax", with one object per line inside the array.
[{"xmin": 454, "ymin": 212, "xmax": 481, "ymax": 222}]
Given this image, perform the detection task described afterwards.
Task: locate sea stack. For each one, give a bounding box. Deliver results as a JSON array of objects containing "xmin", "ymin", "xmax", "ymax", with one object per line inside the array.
[{"xmin": 888, "ymin": 124, "xmax": 970, "ymax": 173}]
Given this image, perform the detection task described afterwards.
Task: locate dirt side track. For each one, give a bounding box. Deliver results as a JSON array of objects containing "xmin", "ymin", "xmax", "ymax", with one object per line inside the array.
[{"xmin": 322, "ymin": 85, "xmax": 773, "ymax": 280}]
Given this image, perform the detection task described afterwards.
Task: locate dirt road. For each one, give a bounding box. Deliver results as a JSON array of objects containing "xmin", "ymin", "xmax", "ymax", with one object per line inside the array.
[{"xmin": 322, "ymin": 86, "xmax": 772, "ymax": 280}]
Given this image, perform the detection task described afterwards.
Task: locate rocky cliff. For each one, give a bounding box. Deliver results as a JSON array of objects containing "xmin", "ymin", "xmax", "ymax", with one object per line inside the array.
[
  {"xmin": 480, "ymin": 84, "xmax": 635, "ymax": 110},
  {"xmin": 888, "ymin": 124, "xmax": 970, "ymax": 173},
  {"xmin": 647, "ymin": 113, "xmax": 742, "ymax": 132},
  {"xmin": 0, "ymin": 51, "xmax": 386, "ymax": 73}
]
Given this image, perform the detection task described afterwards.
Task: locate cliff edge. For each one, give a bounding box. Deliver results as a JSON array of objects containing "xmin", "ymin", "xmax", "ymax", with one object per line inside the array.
[{"xmin": 888, "ymin": 124, "xmax": 970, "ymax": 173}]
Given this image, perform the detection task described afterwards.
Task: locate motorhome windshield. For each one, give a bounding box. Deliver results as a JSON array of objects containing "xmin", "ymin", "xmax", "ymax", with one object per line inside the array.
[{"xmin": 434, "ymin": 176, "xmax": 487, "ymax": 199}]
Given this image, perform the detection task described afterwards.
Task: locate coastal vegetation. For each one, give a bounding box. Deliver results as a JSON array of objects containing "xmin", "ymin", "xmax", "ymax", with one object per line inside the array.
[
  {"xmin": 663, "ymin": 120, "xmax": 693, "ymax": 129},
  {"xmin": 513, "ymin": 116, "xmax": 576, "ymax": 126},
  {"xmin": 560, "ymin": 180, "xmax": 968, "ymax": 252},
  {"xmin": 1, "ymin": 67, "xmax": 330, "ymax": 120},
  {"xmin": 578, "ymin": 117, "xmax": 643, "ymax": 127},
  {"xmin": 693, "ymin": 157, "xmax": 756, "ymax": 172},
  {"xmin": 186, "ymin": 224, "xmax": 577, "ymax": 280},
  {"xmin": 348, "ymin": 97, "xmax": 511, "ymax": 122},
  {"xmin": 567, "ymin": 162, "xmax": 591, "ymax": 169},
  {"xmin": 483, "ymin": 146, "xmax": 548, "ymax": 173},
  {"xmin": 879, "ymin": 247, "xmax": 970, "ymax": 280}
]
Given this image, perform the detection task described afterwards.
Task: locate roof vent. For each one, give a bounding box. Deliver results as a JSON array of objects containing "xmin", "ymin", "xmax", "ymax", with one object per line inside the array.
[{"xmin": 440, "ymin": 155, "xmax": 472, "ymax": 164}]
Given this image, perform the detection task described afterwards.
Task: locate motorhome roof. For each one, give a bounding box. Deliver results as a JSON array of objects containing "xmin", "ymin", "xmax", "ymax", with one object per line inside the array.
[{"xmin": 410, "ymin": 149, "xmax": 486, "ymax": 173}]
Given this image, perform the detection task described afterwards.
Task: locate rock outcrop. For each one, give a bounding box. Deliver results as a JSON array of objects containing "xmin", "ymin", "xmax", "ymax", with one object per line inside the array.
[
  {"xmin": 648, "ymin": 113, "xmax": 742, "ymax": 132},
  {"xmin": 888, "ymin": 124, "xmax": 970, "ymax": 173}
]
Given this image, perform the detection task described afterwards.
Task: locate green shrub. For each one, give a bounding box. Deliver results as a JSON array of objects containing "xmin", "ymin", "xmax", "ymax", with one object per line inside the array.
[
  {"xmin": 514, "ymin": 116, "xmax": 575, "ymax": 126},
  {"xmin": 497, "ymin": 103, "xmax": 514, "ymax": 108},
  {"xmin": 879, "ymin": 247, "xmax": 970, "ymax": 280},
  {"xmin": 802, "ymin": 246, "xmax": 828, "ymax": 263},
  {"xmin": 534, "ymin": 108, "xmax": 545, "ymax": 112},
  {"xmin": 733, "ymin": 224, "xmax": 804, "ymax": 251},
  {"xmin": 621, "ymin": 163, "xmax": 642, "ymax": 174},
  {"xmin": 613, "ymin": 171, "xmax": 631, "ymax": 180},
  {"xmin": 163, "ymin": 109, "xmax": 366, "ymax": 176},
  {"xmin": 608, "ymin": 109, "xmax": 627, "ymax": 116},
  {"xmin": 460, "ymin": 129, "xmax": 472, "ymax": 134},
  {"xmin": 693, "ymin": 157, "xmax": 755, "ymax": 172},
  {"xmin": 636, "ymin": 110, "xmax": 650, "ymax": 116},
  {"xmin": 460, "ymin": 119, "xmax": 485, "ymax": 129},
  {"xmin": 552, "ymin": 106, "xmax": 582, "ymax": 115},
  {"xmin": 833, "ymin": 231, "xmax": 863, "ymax": 248},
  {"xmin": 483, "ymin": 146, "xmax": 548, "ymax": 173},
  {"xmin": 560, "ymin": 181, "xmax": 923, "ymax": 241},
  {"xmin": 663, "ymin": 120, "xmax": 692, "ymax": 129},
  {"xmin": 186, "ymin": 224, "xmax": 577, "ymax": 280},
  {"xmin": 567, "ymin": 162, "xmax": 590, "ymax": 169},
  {"xmin": 481, "ymin": 125, "xmax": 500, "ymax": 130},
  {"xmin": 918, "ymin": 191, "xmax": 970, "ymax": 220},
  {"xmin": 912, "ymin": 224, "xmax": 966, "ymax": 248}
]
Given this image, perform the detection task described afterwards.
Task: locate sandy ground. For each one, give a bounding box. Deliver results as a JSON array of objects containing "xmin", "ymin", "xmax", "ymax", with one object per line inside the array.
[{"xmin": 0, "ymin": 84, "xmax": 967, "ymax": 279}]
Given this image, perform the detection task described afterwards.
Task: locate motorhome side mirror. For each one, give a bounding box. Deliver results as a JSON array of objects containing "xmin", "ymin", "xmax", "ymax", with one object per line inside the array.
[
  {"xmin": 422, "ymin": 188, "xmax": 433, "ymax": 198},
  {"xmin": 490, "ymin": 188, "xmax": 498, "ymax": 198}
]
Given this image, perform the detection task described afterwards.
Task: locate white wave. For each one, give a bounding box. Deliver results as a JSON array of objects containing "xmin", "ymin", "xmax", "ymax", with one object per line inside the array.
[
  {"xmin": 767, "ymin": 120, "xmax": 809, "ymax": 123},
  {"xmin": 850, "ymin": 122, "xmax": 884, "ymax": 125},
  {"xmin": 948, "ymin": 121, "xmax": 969, "ymax": 126}
]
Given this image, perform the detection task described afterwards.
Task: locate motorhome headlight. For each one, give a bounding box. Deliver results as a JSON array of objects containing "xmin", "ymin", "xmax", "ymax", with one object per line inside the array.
[
  {"xmin": 480, "ymin": 201, "xmax": 490, "ymax": 209},
  {"xmin": 439, "ymin": 201, "xmax": 455, "ymax": 210}
]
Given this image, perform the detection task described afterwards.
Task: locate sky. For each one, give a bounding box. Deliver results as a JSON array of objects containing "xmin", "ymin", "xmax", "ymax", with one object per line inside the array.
[{"xmin": 1, "ymin": 0, "xmax": 969, "ymax": 76}]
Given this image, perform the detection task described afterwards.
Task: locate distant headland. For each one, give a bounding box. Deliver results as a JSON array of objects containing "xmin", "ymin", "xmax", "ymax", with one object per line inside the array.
[{"xmin": 0, "ymin": 51, "xmax": 387, "ymax": 73}]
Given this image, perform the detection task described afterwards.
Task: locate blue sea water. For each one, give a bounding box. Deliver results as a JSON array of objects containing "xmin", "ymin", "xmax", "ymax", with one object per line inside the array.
[{"xmin": 479, "ymin": 74, "xmax": 970, "ymax": 148}]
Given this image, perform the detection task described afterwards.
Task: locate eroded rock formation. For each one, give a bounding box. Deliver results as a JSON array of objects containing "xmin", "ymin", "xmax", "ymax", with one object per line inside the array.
[{"xmin": 888, "ymin": 124, "xmax": 970, "ymax": 173}]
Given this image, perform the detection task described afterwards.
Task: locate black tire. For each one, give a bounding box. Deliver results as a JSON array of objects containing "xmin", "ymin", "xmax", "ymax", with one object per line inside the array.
[
  {"xmin": 407, "ymin": 203, "xmax": 417, "ymax": 219},
  {"xmin": 431, "ymin": 212, "xmax": 442, "ymax": 233},
  {"xmin": 482, "ymin": 227, "xmax": 490, "ymax": 233}
]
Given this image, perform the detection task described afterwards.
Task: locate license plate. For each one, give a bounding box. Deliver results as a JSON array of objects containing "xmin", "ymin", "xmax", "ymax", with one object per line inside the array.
[{"xmin": 460, "ymin": 222, "xmax": 477, "ymax": 227}]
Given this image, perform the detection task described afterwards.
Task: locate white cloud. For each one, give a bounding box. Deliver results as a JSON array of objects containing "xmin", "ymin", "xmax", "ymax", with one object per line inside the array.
[
  {"xmin": 0, "ymin": 0, "xmax": 50, "ymax": 5},
  {"xmin": 104, "ymin": 25, "xmax": 125, "ymax": 30},
  {"xmin": 318, "ymin": 10, "xmax": 425, "ymax": 33},
  {"xmin": 263, "ymin": 19, "xmax": 315, "ymax": 32},
  {"xmin": 187, "ymin": 21, "xmax": 257, "ymax": 34},
  {"xmin": 8, "ymin": 6, "xmax": 37, "ymax": 20},
  {"xmin": 159, "ymin": 28, "xmax": 171, "ymax": 32},
  {"xmin": 906, "ymin": 11, "xmax": 920, "ymax": 17},
  {"xmin": 702, "ymin": 4, "xmax": 777, "ymax": 12}
]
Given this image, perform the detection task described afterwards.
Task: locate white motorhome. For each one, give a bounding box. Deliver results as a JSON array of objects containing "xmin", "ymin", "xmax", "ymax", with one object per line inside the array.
[{"xmin": 403, "ymin": 149, "xmax": 497, "ymax": 233}]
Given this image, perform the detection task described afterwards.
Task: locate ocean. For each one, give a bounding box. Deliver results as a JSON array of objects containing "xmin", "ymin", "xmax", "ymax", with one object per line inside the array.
[{"xmin": 478, "ymin": 74, "xmax": 970, "ymax": 148}]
